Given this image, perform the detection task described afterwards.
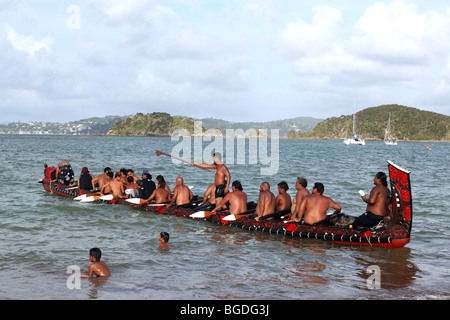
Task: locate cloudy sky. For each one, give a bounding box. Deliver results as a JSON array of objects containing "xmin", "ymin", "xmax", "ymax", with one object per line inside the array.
[{"xmin": 1, "ymin": 0, "xmax": 450, "ymax": 123}]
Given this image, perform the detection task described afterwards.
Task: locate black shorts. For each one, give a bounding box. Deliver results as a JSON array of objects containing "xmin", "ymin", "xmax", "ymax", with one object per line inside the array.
[
  {"xmin": 215, "ymin": 184, "xmax": 226, "ymax": 198},
  {"xmin": 352, "ymin": 211, "xmax": 384, "ymax": 228}
]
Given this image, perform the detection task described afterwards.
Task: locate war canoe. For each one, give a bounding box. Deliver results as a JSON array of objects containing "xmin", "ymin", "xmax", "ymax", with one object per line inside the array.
[{"xmin": 40, "ymin": 160, "xmax": 413, "ymax": 248}]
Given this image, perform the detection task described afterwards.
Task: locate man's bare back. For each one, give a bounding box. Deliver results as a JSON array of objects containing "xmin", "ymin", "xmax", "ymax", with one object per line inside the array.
[
  {"xmin": 148, "ymin": 188, "xmax": 170, "ymax": 204},
  {"xmin": 276, "ymin": 192, "xmax": 291, "ymax": 211},
  {"xmin": 169, "ymin": 177, "xmax": 193, "ymax": 206},
  {"xmin": 291, "ymin": 184, "xmax": 310, "ymax": 221},
  {"xmin": 213, "ymin": 181, "xmax": 247, "ymax": 215},
  {"xmin": 297, "ymin": 183, "xmax": 341, "ymax": 225},
  {"xmin": 256, "ymin": 182, "xmax": 276, "ymax": 219},
  {"xmin": 275, "ymin": 181, "xmax": 291, "ymax": 211}
]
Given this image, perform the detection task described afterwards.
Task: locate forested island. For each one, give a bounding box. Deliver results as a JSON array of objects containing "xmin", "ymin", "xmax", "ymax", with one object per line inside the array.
[{"xmin": 287, "ymin": 104, "xmax": 450, "ymax": 141}]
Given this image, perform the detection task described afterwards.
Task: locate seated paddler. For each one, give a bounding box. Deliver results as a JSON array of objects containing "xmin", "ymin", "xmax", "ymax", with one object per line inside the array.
[
  {"xmin": 297, "ymin": 182, "xmax": 341, "ymax": 225},
  {"xmin": 212, "ymin": 180, "xmax": 247, "ymax": 215}
]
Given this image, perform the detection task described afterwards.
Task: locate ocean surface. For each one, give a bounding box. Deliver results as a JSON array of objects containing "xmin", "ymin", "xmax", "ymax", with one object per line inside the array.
[{"xmin": 0, "ymin": 134, "xmax": 448, "ymax": 301}]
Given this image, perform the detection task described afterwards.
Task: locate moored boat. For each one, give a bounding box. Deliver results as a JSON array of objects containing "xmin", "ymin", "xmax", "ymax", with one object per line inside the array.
[{"xmin": 40, "ymin": 160, "xmax": 413, "ymax": 248}]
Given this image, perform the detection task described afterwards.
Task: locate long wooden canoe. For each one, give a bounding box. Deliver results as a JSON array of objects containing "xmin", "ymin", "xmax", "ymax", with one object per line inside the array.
[{"xmin": 40, "ymin": 160, "xmax": 412, "ymax": 248}]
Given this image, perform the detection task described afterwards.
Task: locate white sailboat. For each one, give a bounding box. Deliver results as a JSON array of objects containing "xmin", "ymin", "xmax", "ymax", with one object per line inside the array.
[
  {"xmin": 344, "ymin": 102, "xmax": 365, "ymax": 145},
  {"xmin": 384, "ymin": 112, "xmax": 398, "ymax": 145}
]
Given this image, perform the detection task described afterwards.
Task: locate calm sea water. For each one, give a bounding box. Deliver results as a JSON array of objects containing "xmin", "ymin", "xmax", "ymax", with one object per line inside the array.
[{"xmin": 0, "ymin": 134, "xmax": 448, "ymax": 300}]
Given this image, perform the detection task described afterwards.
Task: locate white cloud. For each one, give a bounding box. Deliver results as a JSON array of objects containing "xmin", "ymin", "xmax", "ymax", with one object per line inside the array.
[
  {"xmin": 88, "ymin": 0, "xmax": 154, "ymax": 23},
  {"xmin": 278, "ymin": 5, "xmax": 342, "ymax": 58},
  {"xmin": 4, "ymin": 24, "xmax": 54, "ymax": 57},
  {"xmin": 277, "ymin": 1, "xmax": 450, "ymax": 89}
]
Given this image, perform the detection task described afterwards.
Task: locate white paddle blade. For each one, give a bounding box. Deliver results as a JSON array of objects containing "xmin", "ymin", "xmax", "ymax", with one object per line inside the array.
[
  {"xmin": 189, "ymin": 211, "xmax": 206, "ymax": 218},
  {"xmin": 148, "ymin": 203, "xmax": 165, "ymax": 207},
  {"xmin": 74, "ymin": 194, "xmax": 87, "ymax": 201},
  {"xmin": 99, "ymin": 195, "xmax": 114, "ymax": 201},
  {"xmin": 80, "ymin": 196, "xmax": 95, "ymax": 203},
  {"xmin": 222, "ymin": 214, "xmax": 236, "ymax": 221},
  {"xmin": 126, "ymin": 198, "xmax": 146, "ymax": 205}
]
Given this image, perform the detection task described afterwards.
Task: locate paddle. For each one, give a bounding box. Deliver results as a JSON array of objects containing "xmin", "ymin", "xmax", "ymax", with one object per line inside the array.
[
  {"xmin": 99, "ymin": 194, "xmax": 115, "ymax": 201},
  {"xmin": 221, "ymin": 209, "xmax": 256, "ymax": 221},
  {"xmin": 258, "ymin": 208, "xmax": 291, "ymax": 221},
  {"xmin": 126, "ymin": 198, "xmax": 168, "ymax": 206},
  {"xmin": 156, "ymin": 150, "xmax": 211, "ymax": 172},
  {"xmin": 74, "ymin": 191, "xmax": 101, "ymax": 201},
  {"xmin": 190, "ymin": 208, "xmax": 228, "ymax": 219},
  {"xmin": 80, "ymin": 195, "xmax": 102, "ymax": 203}
]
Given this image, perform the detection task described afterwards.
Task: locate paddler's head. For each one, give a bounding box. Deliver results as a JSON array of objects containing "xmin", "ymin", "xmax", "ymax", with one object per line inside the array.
[
  {"xmin": 212, "ymin": 152, "xmax": 222, "ymax": 164},
  {"xmin": 176, "ymin": 176, "xmax": 184, "ymax": 185},
  {"xmin": 260, "ymin": 182, "xmax": 270, "ymax": 192}
]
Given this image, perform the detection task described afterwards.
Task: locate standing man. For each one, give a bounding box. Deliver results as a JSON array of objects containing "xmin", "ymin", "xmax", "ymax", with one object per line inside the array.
[
  {"xmin": 191, "ymin": 152, "xmax": 230, "ymax": 207},
  {"xmin": 352, "ymin": 172, "xmax": 390, "ymax": 228}
]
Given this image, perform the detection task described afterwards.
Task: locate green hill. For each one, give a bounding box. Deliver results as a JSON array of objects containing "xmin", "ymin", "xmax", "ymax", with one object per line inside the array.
[
  {"xmin": 287, "ymin": 105, "xmax": 450, "ymax": 141},
  {"xmin": 107, "ymin": 112, "xmax": 202, "ymax": 136}
]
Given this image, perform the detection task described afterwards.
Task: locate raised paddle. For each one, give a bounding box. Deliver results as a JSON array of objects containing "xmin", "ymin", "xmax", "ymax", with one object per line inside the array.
[{"xmin": 156, "ymin": 150, "xmax": 211, "ymax": 172}]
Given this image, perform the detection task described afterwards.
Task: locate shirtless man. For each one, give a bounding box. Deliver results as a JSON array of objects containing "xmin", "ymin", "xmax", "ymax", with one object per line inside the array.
[
  {"xmin": 255, "ymin": 182, "xmax": 276, "ymax": 220},
  {"xmin": 275, "ymin": 181, "xmax": 292, "ymax": 211},
  {"xmin": 100, "ymin": 172, "xmax": 114, "ymax": 194},
  {"xmin": 168, "ymin": 177, "xmax": 193, "ymax": 206},
  {"xmin": 213, "ymin": 181, "xmax": 247, "ymax": 215},
  {"xmin": 352, "ymin": 172, "xmax": 390, "ymax": 228},
  {"xmin": 190, "ymin": 152, "xmax": 230, "ymax": 207},
  {"xmin": 93, "ymin": 167, "xmax": 112, "ymax": 191},
  {"xmin": 147, "ymin": 178, "xmax": 171, "ymax": 204},
  {"xmin": 296, "ymin": 182, "xmax": 341, "ymax": 225},
  {"xmin": 291, "ymin": 177, "xmax": 310, "ymax": 221},
  {"xmin": 101, "ymin": 172, "xmax": 125, "ymax": 198}
]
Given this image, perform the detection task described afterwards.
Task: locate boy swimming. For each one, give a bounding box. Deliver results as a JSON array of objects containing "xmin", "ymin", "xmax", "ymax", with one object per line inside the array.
[{"xmin": 79, "ymin": 248, "xmax": 110, "ymax": 278}]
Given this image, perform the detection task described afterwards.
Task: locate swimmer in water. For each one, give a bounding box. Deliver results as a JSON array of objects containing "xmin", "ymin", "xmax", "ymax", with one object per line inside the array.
[{"xmin": 79, "ymin": 248, "xmax": 110, "ymax": 278}]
